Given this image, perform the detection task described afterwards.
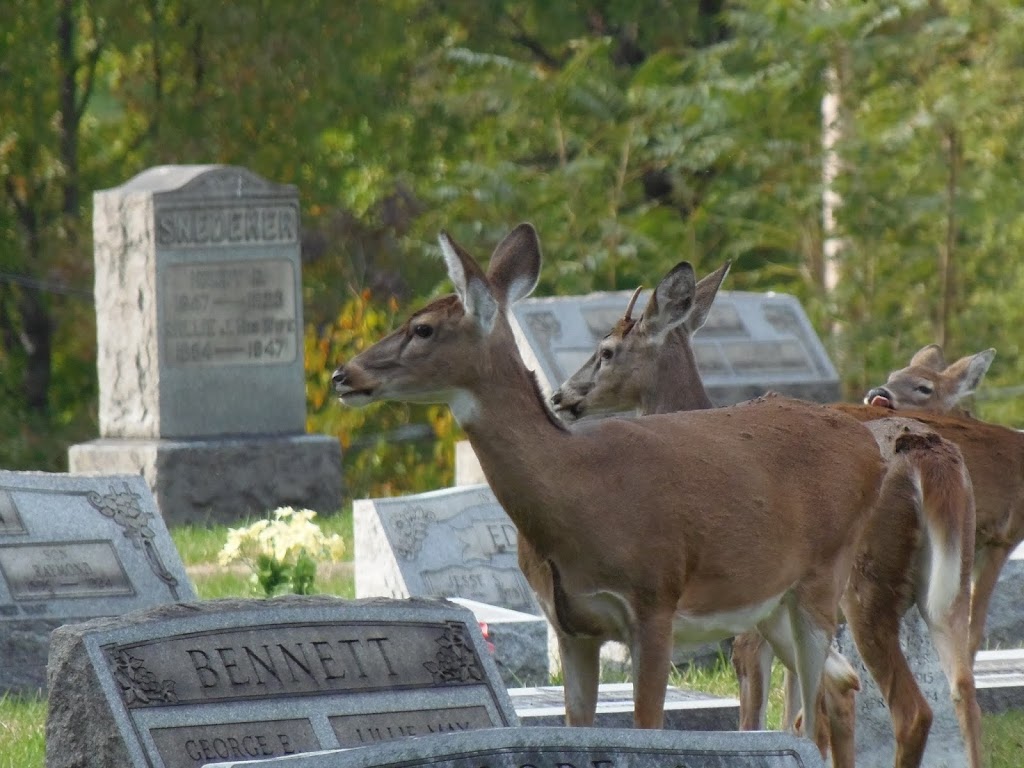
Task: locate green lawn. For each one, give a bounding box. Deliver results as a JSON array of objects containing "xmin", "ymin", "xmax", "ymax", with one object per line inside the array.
[{"xmin": 3, "ymin": 509, "xmax": 1021, "ymax": 767}]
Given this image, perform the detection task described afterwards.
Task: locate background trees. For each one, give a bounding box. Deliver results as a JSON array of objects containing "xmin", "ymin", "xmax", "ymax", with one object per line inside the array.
[{"xmin": 3, "ymin": 1, "xmax": 1023, "ymax": 495}]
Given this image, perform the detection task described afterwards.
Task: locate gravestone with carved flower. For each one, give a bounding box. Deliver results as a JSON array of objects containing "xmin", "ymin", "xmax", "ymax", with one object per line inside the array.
[{"xmin": 0, "ymin": 469, "xmax": 194, "ymax": 695}]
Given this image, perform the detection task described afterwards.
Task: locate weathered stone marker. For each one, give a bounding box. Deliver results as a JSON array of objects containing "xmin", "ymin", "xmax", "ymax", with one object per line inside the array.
[
  {"xmin": 0, "ymin": 469, "xmax": 194, "ymax": 695},
  {"xmin": 834, "ymin": 613, "xmax": 968, "ymax": 768},
  {"xmin": 203, "ymin": 727, "xmax": 826, "ymax": 768},
  {"xmin": 355, "ymin": 486, "xmax": 549, "ymax": 684},
  {"xmin": 974, "ymin": 648, "xmax": 1024, "ymax": 713},
  {"xmin": 983, "ymin": 541, "xmax": 1024, "ymax": 649},
  {"xmin": 45, "ymin": 597, "xmax": 516, "ymax": 768},
  {"xmin": 354, "ymin": 485, "xmax": 539, "ymax": 615},
  {"xmin": 69, "ymin": 164, "xmax": 342, "ymax": 524}
]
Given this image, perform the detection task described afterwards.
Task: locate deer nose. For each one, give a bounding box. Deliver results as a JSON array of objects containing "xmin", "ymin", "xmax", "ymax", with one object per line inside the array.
[{"xmin": 550, "ymin": 390, "xmax": 563, "ymax": 406}]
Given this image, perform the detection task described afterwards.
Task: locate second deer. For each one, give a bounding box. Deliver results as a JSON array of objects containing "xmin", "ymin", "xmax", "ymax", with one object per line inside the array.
[{"xmin": 551, "ymin": 262, "xmax": 982, "ymax": 768}]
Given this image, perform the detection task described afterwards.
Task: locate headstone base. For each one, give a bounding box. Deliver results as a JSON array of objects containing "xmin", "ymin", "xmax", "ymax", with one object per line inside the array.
[{"xmin": 68, "ymin": 434, "xmax": 342, "ymax": 526}]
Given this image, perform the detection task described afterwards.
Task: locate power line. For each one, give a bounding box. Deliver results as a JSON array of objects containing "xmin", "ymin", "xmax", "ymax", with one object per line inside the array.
[{"xmin": 0, "ymin": 271, "xmax": 93, "ymax": 299}]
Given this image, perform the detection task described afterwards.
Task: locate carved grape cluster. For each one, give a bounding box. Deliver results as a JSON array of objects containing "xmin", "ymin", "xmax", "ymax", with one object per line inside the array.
[
  {"xmin": 423, "ymin": 622, "xmax": 484, "ymax": 685},
  {"xmin": 110, "ymin": 648, "xmax": 178, "ymax": 706},
  {"xmin": 391, "ymin": 506, "xmax": 436, "ymax": 560}
]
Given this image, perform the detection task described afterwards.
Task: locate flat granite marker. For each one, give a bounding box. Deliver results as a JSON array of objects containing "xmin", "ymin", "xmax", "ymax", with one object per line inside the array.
[
  {"xmin": 46, "ymin": 596, "xmax": 516, "ymax": 768},
  {"xmin": 974, "ymin": 648, "xmax": 1024, "ymax": 713},
  {"xmin": 69, "ymin": 164, "xmax": 341, "ymax": 525},
  {"xmin": 0, "ymin": 469, "xmax": 194, "ymax": 695},
  {"xmin": 205, "ymin": 728, "xmax": 826, "ymax": 768},
  {"xmin": 508, "ymin": 682, "xmax": 739, "ymax": 731}
]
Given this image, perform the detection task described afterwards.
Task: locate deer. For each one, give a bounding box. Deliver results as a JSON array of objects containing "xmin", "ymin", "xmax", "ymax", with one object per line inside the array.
[
  {"xmin": 550, "ymin": 261, "xmax": 982, "ymax": 768},
  {"xmin": 333, "ymin": 223, "xmax": 890, "ymax": 764},
  {"xmin": 853, "ymin": 345, "xmax": 1021, "ymax": 669},
  {"xmin": 865, "ymin": 344, "xmax": 996, "ymax": 416}
]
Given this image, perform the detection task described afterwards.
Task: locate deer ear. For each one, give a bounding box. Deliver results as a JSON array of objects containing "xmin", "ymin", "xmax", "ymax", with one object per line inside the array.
[
  {"xmin": 946, "ymin": 348, "xmax": 996, "ymax": 401},
  {"xmin": 439, "ymin": 231, "xmax": 499, "ymax": 333},
  {"xmin": 641, "ymin": 262, "xmax": 696, "ymax": 340},
  {"xmin": 909, "ymin": 344, "xmax": 946, "ymax": 371},
  {"xmin": 486, "ymin": 223, "xmax": 541, "ymax": 306},
  {"xmin": 687, "ymin": 260, "xmax": 731, "ymax": 333}
]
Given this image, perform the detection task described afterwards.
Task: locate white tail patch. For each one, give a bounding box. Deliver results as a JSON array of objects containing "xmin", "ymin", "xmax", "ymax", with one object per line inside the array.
[
  {"xmin": 824, "ymin": 647, "xmax": 860, "ymax": 693},
  {"xmin": 913, "ymin": 468, "xmax": 964, "ymax": 622}
]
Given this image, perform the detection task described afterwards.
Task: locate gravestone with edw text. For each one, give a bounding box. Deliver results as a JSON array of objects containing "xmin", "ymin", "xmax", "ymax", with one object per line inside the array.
[
  {"xmin": 68, "ymin": 165, "xmax": 341, "ymax": 525},
  {"xmin": 354, "ymin": 486, "xmax": 549, "ymax": 685},
  {"xmin": 45, "ymin": 596, "xmax": 516, "ymax": 768},
  {"xmin": 0, "ymin": 469, "xmax": 194, "ymax": 695}
]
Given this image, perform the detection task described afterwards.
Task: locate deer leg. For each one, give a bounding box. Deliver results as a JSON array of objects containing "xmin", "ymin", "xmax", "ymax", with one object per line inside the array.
[
  {"xmin": 556, "ymin": 633, "xmax": 602, "ymax": 726},
  {"xmin": 630, "ymin": 612, "xmax": 674, "ymax": 728},
  {"xmin": 731, "ymin": 630, "xmax": 773, "ymax": 730},
  {"xmin": 843, "ymin": 586, "xmax": 931, "ymax": 768},
  {"xmin": 968, "ymin": 543, "xmax": 1012, "ymax": 659},
  {"xmin": 923, "ymin": 604, "xmax": 983, "ymax": 768}
]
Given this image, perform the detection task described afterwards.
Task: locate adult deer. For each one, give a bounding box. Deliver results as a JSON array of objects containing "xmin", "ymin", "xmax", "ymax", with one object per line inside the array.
[
  {"xmin": 551, "ymin": 262, "xmax": 981, "ymax": 768},
  {"xmin": 855, "ymin": 344, "xmax": 1019, "ymax": 667},
  {"xmin": 333, "ymin": 224, "xmax": 884, "ymax": 762},
  {"xmin": 865, "ymin": 344, "xmax": 995, "ymax": 415}
]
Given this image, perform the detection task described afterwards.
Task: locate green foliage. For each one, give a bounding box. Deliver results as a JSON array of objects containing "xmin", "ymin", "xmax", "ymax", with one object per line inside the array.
[{"xmin": 305, "ymin": 290, "xmax": 459, "ymax": 499}]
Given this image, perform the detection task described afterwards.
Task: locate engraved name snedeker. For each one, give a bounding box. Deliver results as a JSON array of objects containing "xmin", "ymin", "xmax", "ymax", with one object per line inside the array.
[
  {"xmin": 0, "ymin": 541, "xmax": 134, "ymax": 600},
  {"xmin": 106, "ymin": 620, "xmax": 485, "ymax": 708},
  {"xmin": 156, "ymin": 205, "xmax": 298, "ymax": 248},
  {"xmin": 161, "ymin": 259, "xmax": 298, "ymax": 368}
]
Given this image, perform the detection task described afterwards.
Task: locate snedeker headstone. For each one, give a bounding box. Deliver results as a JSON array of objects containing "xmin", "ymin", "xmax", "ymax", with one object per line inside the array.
[
  {"xmin": 68, "ymin": 165, "xmax": 342, "ymax": 525},
  {"xmin": 46, "ymin": 597, "xmax": 516, "ymax": 768},
  {"xmin": 0, "ymin": 469, "xmax": 194, "ymax": 695}
]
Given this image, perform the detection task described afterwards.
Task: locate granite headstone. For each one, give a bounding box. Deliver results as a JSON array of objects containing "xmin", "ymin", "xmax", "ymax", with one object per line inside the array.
[
  {"xmin": 510, "ymin": 288, "xmax": 841, "ymax": 405},
  {"xmin": 834, "ymin": 611, "xmax": 969, "ymax": 768},
  {"xmin": 0, "ymin": 469, "xmax": 194, "ymax": 695},
  {"xmin": 45, "ymin": 597, "xmax": 516, "ymax": 768},
  {"xmin": 354, "ymin": 485, "xmax": 540, "ymax": 616},
  {"xmin": 68, "ymin": 165, "xmax": 342, "ymax": 525},
  {"xmin": 204, "ymin": 727, "xmax": 827, "ymax": 768},
  {"xmin": 447, "ymin": 598, "xmax": 548, "ymax": 687}
]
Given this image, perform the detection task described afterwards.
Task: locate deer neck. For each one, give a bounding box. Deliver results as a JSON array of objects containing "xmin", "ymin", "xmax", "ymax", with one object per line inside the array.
[
  {"xmin": 641, "ymin": 328, "xmax": 713, "ymax": 415},
  {"xmin": 456, "ymin": 327, "xmax": 577, "ymax": 552}
]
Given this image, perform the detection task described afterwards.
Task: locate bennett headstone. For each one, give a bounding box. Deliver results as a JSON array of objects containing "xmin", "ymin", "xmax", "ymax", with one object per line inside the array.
[
  {"xmin": 0, "ymin": 469, "xmax": 194, "ymax": 695},
  {"xmin": 68, "ymin": 165, "xmax": 341, "ymax": 524},
  {"xmin": 45, "ymin": 597, "xmax": 516, "ymax": 768},
  {"xmin": 204, "ymin": 727, "xmax": 826, "ymax": 768},
  {"xmin": 834, "ymin": 610, "xmax": 969, "ymax": 768},
  {"xmin": 510, "ymin": 288, "xmax": 840, "ymax": 405}
]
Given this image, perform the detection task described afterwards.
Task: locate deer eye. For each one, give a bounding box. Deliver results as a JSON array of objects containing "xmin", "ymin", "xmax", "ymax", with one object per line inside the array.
[
  {"xmin": 599, "ymin": 347, "xmax": 614, "ymax": 361},
  {"xmin": 915, "ymin": 385, "xmax": 933, "ymax": 395},
  {"xmin": 413, "ymin": 324, "xmax": 433, "ymax": 339}
]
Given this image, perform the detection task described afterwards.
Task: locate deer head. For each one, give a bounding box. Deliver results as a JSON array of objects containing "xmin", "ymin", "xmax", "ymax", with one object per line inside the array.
[
  {"xmin": 864, "ymin": 344, "xmax": 995, "ymax": 413},
  {"xmin": 550, "ymin": 260, "xmax": 730, "ymax": 420},
  {"xmin": 333, "ymin": 223, "xmax": 541, "ymax": 425}
]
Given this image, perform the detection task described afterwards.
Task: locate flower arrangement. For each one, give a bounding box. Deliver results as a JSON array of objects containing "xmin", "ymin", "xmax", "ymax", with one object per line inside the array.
[{"xmin": 218, "ymin": 507, "xmax": 346, "ymax": 597}]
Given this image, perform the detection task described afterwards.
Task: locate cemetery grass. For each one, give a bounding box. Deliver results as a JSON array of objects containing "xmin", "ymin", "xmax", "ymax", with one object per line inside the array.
[{"xmin": 3, "ymin": 508, "xmax": 1021, "ymax": 767}]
